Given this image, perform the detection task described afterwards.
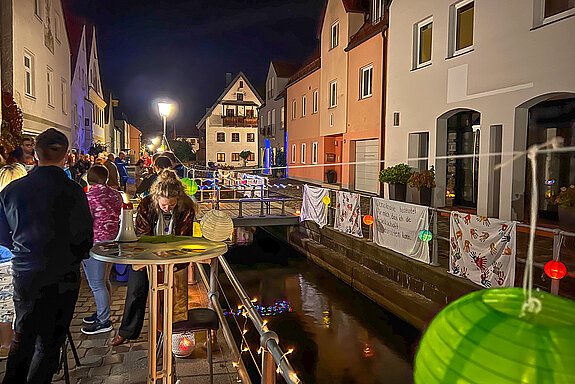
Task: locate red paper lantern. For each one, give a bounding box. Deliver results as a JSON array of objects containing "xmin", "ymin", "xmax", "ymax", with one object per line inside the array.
[
  {"xmin": 544, "ymin": 260, "xmax": 567, "ymax": 280},
  {"xmin": 363, "ymin": 215, "xmax": 374, "ymax": 226},
  {"xmin": 179, "ymin": 337, "xmax": 193, "ymax": 351}
]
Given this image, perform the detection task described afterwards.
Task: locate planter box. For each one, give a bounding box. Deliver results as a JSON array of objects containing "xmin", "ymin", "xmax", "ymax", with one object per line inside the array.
[{"xmin": 389, "ymin": 183, "xmax": 407, "ymax": 202}]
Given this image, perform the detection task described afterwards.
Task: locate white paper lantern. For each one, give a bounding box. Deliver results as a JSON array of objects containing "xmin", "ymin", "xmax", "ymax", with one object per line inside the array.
[{"xmin": 200, "ymin": 209, "xmax": 234, "ymax": 242}]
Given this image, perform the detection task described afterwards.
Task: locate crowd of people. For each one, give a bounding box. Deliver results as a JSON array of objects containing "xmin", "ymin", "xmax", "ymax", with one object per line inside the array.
[{"xmin": 0, "ymin": 129, "xmax": 196, "ymax": 382}]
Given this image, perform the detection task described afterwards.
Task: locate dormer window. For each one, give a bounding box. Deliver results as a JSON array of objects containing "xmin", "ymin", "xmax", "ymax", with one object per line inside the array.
[
  {"xmin": 372, "ymin": 0, "xmax": 384, "ymax": 24},
  {"xmin": 237, "ymin": 93, "xmax": 244, "ymax": 101},
  {"xmin": 330, "ymin": 21, "xmax": 339, "ymax": 49},
  {"xmin": 239, "ymin": 81, "xmax": 244, "ymax": 88}
]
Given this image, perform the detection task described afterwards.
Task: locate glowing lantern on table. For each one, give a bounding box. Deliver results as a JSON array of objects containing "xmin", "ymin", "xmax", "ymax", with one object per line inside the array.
[
  {"xmin": 418, "ymin": 229, "xmax": 433, "ymax": 242},
  {"xmin": 414, "ymin": 288, "xmax": 575, "ymax": 384},
  {"xmin": 322, "ymin": 196, "xmax": 331, "ymax": 205},
  {"xmin": 172, "ymin": 332, "xmax": 195, "ymax": 358},
  {"xmin": 544, "ymin": 260, "xmax": 567, "ymax": 280},
  {"xmin": 363, "ymin": 215, "xmax": 374, "ymax": 226}
]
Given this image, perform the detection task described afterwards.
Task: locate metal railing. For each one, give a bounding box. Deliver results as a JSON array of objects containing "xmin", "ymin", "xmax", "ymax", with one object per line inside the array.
[
  {"xmin": 321, "ymin": 188, "xmax": 575, "ymax": 296},
  {"xmin": 197, "ymin": 256, "xmax": 300, "ymax": 384}
]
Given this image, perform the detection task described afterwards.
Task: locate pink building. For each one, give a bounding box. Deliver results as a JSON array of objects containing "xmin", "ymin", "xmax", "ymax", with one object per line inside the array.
[{"xmin": 286, "ymin": 0, "xmax": 387, "ymax": 194}]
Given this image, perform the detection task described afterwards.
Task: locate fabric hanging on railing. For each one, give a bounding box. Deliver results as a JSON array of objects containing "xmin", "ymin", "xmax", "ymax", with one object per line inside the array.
[
  {"xmin": 449, "ymin": 211, "xmax": 516, "ymax": 288},
  {"xmin": 300, "ymin": 185, "xmax": 328, "ymax": 228},
  {"xmin": 334, "ymin": 191, "xmax": 363, "ymax": 238},
  {"xmin": 372, "ymin": 198, "xmax": 430, "ymax": 263}
]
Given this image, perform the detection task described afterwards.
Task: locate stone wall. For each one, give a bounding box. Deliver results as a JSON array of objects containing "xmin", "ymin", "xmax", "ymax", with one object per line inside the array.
[{"xmin": 287, "ymin": 221, "xmax": 479, "ymax": 329}]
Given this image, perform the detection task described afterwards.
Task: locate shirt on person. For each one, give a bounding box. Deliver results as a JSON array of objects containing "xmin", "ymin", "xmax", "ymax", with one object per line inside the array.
[
  {"xmin": 114, "ymin": 157, "xmax": 129, "ymax": 182},
  {"xmin": 87, "ymin": 184, "xmax": 123, "ymax": 243},
  {"xmin": 0, "ymin": 166, "xmax": 93, "ymax": 280}
]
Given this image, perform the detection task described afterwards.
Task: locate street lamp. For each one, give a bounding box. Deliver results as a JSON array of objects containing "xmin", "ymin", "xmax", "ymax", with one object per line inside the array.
[{"xmin": 158, "ymin": 102, "xmax": 172, "ymax": 148}]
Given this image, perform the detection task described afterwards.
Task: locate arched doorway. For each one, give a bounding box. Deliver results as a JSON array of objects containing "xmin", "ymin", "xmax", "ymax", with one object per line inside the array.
[
  {"xmin": 435, "ymin": 109, "xmax": 481, "ymax": 209},
  {"xmin": 526, "ymin": 96, "xmax": 575, "ymax": 221}
]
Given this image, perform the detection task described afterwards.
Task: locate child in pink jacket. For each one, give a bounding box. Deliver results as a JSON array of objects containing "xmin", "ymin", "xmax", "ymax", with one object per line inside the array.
[{"xmin": 82, "ymin": 165, "xmax": 123, "ymax": 335}]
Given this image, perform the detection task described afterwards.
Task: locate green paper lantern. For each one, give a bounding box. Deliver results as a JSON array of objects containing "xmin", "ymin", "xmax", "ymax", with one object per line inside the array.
[
  {"xmin": 418, "ymin": 229, "xmax": 433, "ymax": 242},
  {"xmin": 181, "ymin": 178, "xmax": 192, "ymax": 195},
  {"xmin": 190, "ymin": 180, "xmax": 198, "ymax": 195},
  {"xmin": 415, "ymin": 288, "xmax": 575, "ymax": 384}
]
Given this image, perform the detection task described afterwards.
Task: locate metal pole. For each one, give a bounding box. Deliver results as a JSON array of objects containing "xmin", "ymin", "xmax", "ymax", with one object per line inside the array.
[
  {"xmin": 431, "ymin": 209, "xmax": 440, "ymax": 266},
  {"xmin": 163, "ymin": 264, "xmax": 174, "ymax": 384},
  {"xmin": 551, "ymin": 230, "xmax": 563, "ymax": 295},
  {"xmin": 162, "ymin": 116, "xmax": 167, "ymax": 149},
  {"xmin": 147, "ymin": 265, "xmax": 159, "ymax": 383},
  {"xmin": 261, "ymin": 350, "xmax": 276, "ymax": 384}
]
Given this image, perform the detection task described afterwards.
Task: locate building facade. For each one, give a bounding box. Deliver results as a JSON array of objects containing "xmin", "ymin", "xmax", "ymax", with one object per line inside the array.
[
  {"xmin": 385, "ymin": 0, "xmax": 575, "ymax": 221},
  {"xmin": 87, "ymin": 26, "xmax": 106, "ymax": 146},
  {"xmin": 287, "ymin": 0, "xmax": 386, "ymax": 194},
  {"xmin": 258, "ymin": 61, "xmax": 298, "ymax": 174},
  {"xmin": 0, "ymin": 0, "xmax": 72, "ymax": 140},
  {"xmin": 197, "ymin": 73, "xmax": 262, "ymax": 167},
  {"xmin": 128, "ymin": 123, "xmax": 142, "ymax": 160}
]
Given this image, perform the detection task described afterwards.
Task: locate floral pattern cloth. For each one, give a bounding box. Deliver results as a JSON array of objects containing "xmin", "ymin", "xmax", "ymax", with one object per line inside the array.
[
  {"xmin": 87, "ymin": 184, "xmax": 123, "ymax": 243},
  {"xmin": 449, "ymin": 211, "xmax": 516, "ymax": 288},
  {"xmin": 334, "ymin": 191, "xmax": 363, "ymax": 238}
]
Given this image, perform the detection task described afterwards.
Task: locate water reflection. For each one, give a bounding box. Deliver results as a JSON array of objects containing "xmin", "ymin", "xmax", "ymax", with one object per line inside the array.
[{"xmin": 223, "ymin": 228, "xmax": 420, "ymax": 383}]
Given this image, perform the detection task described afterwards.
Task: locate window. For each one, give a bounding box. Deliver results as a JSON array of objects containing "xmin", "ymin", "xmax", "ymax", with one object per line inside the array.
[
  {"xmin": 301, "ymin": 143, "xmax": 306, "ymax": 164},
  {"xmin": 239, "ymin": 81, "xmax": 244, "ymax": 88},
  {"xmin": 217, "ymin": 153, "xmax": 225, "ymax": 162},
  {"xmin": 61, "ymin": 79, "xmax": 67, "ymax": 114},
  {"xmin": 330, "ymin": 113, "xmax": 334, "ymax": 127},
  {"xmin": 34, "ymin": 0, "xmax": 41, "ymax": 18},
  {"xmin": 372, "ymin": 0, "xmax": 384, "ymax": 23},
  {"xmin": 330, "ymin": 21, "xmax": 339, "ymax": 49},
  {"xmin": 302, "ymin": 96, "xmax": 306, "ymax": 117},
  {"xmin": 247, "ymin": 133, "xmax": 255, "ymax": 142},
  {"xmin": 534, "ymin": 0, "xmax": 575, "ymax": 26},
  {"xmin": 281, "ymin": 107, "xmax": 285, "ymax": 128},
  {"xmin": 291, "ymin": 144, "xmax": 296, "ymax": 163},
  {"xmin": 73, "ymin": 104, "xmax": 78, "ymax": 126},
  {"xmin": 237, "ymin": 93, "xmax": 244, "ymax": 101},
  {"xmin": 248, "ymin": 153, "xmax": 255, "ymax": 161},
  {"xmin": 217, "ymin": 132, "xmax": 225, "ymax": 142},
  {"xmin": 54, "ymin": 13, "xmax": 61, "ymax": 43},
  {"xmin": 271, "ymin": 109, "xmax": 276, "ymax": 135},
  {"xmin": 47, "ymin": 68, "xmax": 54, "ymax": 107},
  {"xmin": 329, "ymin": 81, "xmax": 337, "ymax": 108},
  {"xmin": 414, "ymin": 18, "xmax": 433, "ymax": 67},
  {"xmin": 292, "ymin": 100, "xmax": 296, "ymax": 119},
  {"xmin": 312, "ymin": 142, "xmax": 318, "ymax": 164},
  {"xmin": 232, "ymin": 133, "xmax": 240, "ymax": 142},
  {"xmin": 81, "ymin": 69, "xmax": 86, "ymax": 90},
  {"xmin": 360, "ymin": 65, "xmax": 373, "ymax": 99},
  {"xmin": 24, "ymin": 52, "xmax": 34, "ymax": 97},
  {"xmin": 313, "ymin": 90, "xmax": 318, "ymax": 113},
  {"xmin": 232, "ymin": 153, "xmax": 240, "ymax": 162},
  {"xmin": 267, "ymin": 110, "xmax": 272, "ymax": 126},
  {"xmin": 449, "ymin": 0, "xmax": 474, "ymax": 56}
]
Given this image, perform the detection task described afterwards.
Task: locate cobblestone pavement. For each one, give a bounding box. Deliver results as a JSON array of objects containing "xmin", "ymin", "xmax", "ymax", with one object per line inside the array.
[{"xmin": 0, "ymin": 276, "xmax": 239, "ymax": 384}]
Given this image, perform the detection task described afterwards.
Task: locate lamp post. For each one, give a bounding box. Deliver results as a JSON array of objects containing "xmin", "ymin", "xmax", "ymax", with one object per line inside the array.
[{"xmin": 158, "ymin": 102, "xmax": 172, "ymax": 149}]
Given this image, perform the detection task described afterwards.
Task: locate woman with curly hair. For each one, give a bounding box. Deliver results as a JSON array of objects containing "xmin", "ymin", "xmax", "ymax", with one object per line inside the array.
[{"xmin": 112, "ymin": 170, "xmax": 196, "ymax": 346}]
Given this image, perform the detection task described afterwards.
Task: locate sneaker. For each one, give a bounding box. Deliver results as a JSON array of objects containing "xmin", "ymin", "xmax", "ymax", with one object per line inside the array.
[
  {"xmin": 82, "ymin": 320, "xmax": 113, "ymax": 335},
  {"xmin": 83, "ymin": 312, "xmax": 98, "ymax": 324}
]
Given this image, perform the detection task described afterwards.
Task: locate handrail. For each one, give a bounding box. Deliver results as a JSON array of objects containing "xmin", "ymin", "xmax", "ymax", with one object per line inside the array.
[{"xmin": 216, "ymin": 255, "xmax": 301, "ymax": 384}]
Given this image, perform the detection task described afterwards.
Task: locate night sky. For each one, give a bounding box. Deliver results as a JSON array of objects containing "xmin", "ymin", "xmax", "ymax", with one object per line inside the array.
[{"xmin": 66, "ymin": 0, "xmax": 325, "ymax": 139}]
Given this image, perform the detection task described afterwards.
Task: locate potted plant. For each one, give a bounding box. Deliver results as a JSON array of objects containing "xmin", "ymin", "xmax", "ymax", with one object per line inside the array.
[
  {"xmin": 408, "ymin": 167, "xmax": 436, "ymax": 206},
  {"xmin": 239, "ymin": 150, "xmax": 252, "ymax": 167},
  {"xmin": 326, "ymin": 169, "xmax": 337, "ymax": 184},
  {"xmin": 379, "ymin": 163, "xmax": 413, "ymax": 202},
  {"xmin": 554, "ymin": 185, "xmax": 575, "ymax": 229}
]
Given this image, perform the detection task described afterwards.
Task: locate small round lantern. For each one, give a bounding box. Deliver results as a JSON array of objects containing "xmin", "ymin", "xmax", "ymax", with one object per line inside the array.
[
  {"xmin": 414, "ymin": 288, "xmax": 575, "ymax": 384},
  {"xmin": 363, "ymin": 215, "xmax": 374, "ymax": 226},
  {"xmin": 544, "ymin": 260, "xmax": 567, "ymax": 280},
  {"xmin": 200, "ymin": 209, "xmax": 234, "ymax": 242},
  {"xmin": 172, "ymin": 331, "xmax": 195, "ymax": 358},
  {"xmin": 418, "ymin": 229, "xmax": 433, "ymax": 242},
  {"xmin": 190, "ymin": 180, "xmax": 198, "ymax": 195},
  {"xmin": 322, "ymin": 196, "xmax": 331, "ymax": 205}
]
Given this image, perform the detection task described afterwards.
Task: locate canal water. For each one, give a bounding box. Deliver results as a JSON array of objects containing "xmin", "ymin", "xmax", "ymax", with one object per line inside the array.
[{"xmin": 220, "ymin": 228, "xmax": 421, "ymax": 384}]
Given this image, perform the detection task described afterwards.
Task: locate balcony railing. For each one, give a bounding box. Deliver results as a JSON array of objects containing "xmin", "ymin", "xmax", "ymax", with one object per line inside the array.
[{"xmin": 222, "ymin": 116, "xmax": 258, "ymax": 127}]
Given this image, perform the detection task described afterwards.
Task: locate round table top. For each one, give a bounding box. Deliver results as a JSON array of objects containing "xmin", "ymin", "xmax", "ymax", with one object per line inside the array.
[{"xmin": 90, "ymin": 236, "xmax": 228, "ymax": 265}]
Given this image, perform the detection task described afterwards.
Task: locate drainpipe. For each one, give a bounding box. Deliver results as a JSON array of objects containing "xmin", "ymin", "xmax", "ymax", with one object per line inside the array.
[{"xmin": 380, "ymin": 17, "xmax": 389, "ymax": 197}]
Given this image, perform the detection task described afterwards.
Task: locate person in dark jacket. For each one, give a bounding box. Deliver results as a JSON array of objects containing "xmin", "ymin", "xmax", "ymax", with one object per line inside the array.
[
  {"xmin": 135, "ymin": 155, "xmax": 173, "ymax": 197},
  {"xmin": 162, "ymin": 151, "xmax": 185, "ymax": 178},
  {"xmin": 114, "ymin": 152, "xmax": 129, "ymax": 192},
  {"xmin": 103, "ymin": 154, "xmax": 120, "ymax": 190},
  {"xmin": 0, "ymin": 129, "xmax": 94, "ymax": 383}
]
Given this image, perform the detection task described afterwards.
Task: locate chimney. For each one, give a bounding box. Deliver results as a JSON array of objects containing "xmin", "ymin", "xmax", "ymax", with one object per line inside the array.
[{"xmin": 225, "ymin": 73, "xmax": 233, "ymax": 86}]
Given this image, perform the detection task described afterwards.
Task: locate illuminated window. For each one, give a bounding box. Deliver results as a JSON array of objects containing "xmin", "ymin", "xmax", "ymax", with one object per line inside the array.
[
  {"xmin": 247, "ymin": 133, "xmax": 255, "ymax": 142},
  {"xmin": 414, "ymin": 17, "xmax": 433, "ymax": 68},
  {"xmin": 232, "ymin": 153, "xmax": 240, "ymax": 161},
  {"xmin": 217, "ymin": 153, "xmax": 225, "ymax": 162},
  {"xmin": 248, "ymin": 153, "xmax": 255, "ymax": 161}
]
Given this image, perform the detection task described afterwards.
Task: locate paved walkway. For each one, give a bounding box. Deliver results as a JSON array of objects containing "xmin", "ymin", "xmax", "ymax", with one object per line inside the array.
[{"xmin": 0, "ymin": 275, "xmax": 239, "ymax": 384}]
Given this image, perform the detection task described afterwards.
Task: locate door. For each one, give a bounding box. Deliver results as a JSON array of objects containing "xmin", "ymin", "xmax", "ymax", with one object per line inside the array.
[{"xmin": 355, "ymin": 139, "xmax": 379, "ymax": 194}]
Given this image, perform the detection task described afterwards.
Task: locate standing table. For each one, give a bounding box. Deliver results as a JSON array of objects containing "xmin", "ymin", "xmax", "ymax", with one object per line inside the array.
[{"xmin": 90, "ymin": 237, "xmax": 228, "ymax": 383}]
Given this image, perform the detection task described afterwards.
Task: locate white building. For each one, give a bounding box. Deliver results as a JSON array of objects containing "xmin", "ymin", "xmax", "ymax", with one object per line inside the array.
[
  {"xmin": 385, "ymin": 0, "xmax": 575, "ymax": 222},
  {"xmin": 0, "ymin": 0, "xmax": 72, "ymax": 140},
  {"xmin": 87, "ymin": 26, "xmax": 107, "ymax": 147},
  {"xmin": 197, "ymin": 73, "xmax": 262, "ymax": 167}
]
